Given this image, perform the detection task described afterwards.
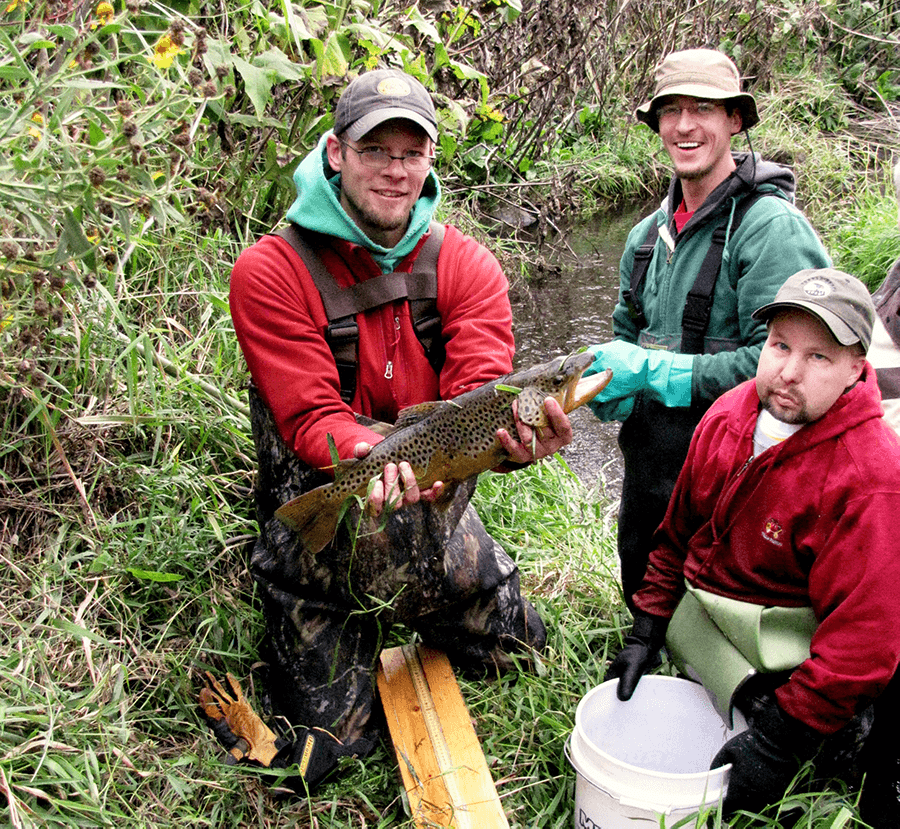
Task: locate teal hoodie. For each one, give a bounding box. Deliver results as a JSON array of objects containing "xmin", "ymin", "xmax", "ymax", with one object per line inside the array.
[{"xmin": 284, "ymin": 132, "xmax": 441, "ymax": 274}]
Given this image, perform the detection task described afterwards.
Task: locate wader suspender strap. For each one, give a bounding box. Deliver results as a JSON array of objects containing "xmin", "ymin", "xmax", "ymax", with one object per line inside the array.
[
  {"xmin": 272, "ymin": 222, "xmax": 446, "ymax": 403},
  {"xmin": 625, "ymin": 190, "xmax": 767, "ymax": 354}
]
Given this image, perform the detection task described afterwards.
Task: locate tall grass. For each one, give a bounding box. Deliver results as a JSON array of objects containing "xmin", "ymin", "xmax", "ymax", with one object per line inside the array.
[{"xmin": 1, "ymin": 442, "xmax": 880, "ymax": 827}]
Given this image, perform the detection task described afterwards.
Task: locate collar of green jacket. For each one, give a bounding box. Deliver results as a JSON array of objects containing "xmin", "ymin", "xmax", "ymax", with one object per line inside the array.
[
  {"xmin": 666, "ymin": 152, "xmax": 796, "ymax": 241},
  {"xmin": 283, "ymin": 131, "xmax": 441, "ymax": 273}
]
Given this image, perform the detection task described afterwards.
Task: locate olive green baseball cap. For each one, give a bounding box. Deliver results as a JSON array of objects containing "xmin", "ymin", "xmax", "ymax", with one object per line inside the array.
[
  {"xmin": 752, "ymin": 268, "xmax": 876, "ymax": 352},
  {"xmin": 636, "ymin": 48, "xmax": 759, "ymax": 133}
]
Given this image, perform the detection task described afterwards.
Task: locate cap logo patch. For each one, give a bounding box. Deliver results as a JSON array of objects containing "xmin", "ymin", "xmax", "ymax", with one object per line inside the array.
[
  {"xmin": 800, "ymin": 277, "xmax": 834, "ymax": 299},
  {"xmin": 376, "ymin": 77, "xmax": 412, "ymax": 98}
]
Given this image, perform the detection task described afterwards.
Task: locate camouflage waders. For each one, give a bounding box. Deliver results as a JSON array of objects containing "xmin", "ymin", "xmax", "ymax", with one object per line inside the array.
[{"xmin": 248, "ymin": 386, "xmax": 546, "ymax": 779}]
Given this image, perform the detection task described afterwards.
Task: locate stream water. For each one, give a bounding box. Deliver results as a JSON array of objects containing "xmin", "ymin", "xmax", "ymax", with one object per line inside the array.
[{"xmin": 508, "ymin": 203, "xmax": 652, "ymax": 497}]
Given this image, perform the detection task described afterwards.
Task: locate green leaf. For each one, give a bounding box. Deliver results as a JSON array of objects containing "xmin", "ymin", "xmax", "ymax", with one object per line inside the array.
[
  {"xmin": 327, "ymin": 432, "xmax": 340, "ymax": 468},
  {"xmin": 346, "ymin": 22, "xmax": 396, "ymax": 50},
  {"xmin": 403, "ymin": 5, "xmax": 440, "ymax": 42},
  {"xmin": 232, "ymin": 55, "xmax": 273, "ymax": 119},
  {"xmin": 449, "ymin": 59, "xmax": 486, "ymax": 83},
  {"xmin": 318, "ymin": 32, "xmax": 350, "ymax": 80},
  {"xmin": 59, "ymin": 208, "xmax": 96, "ymax": 269},
  {"xmin": 433, "ymin": 42, "xmax": 449, "ymax": 71},
  {"xmin": 126, "ymin": 567, "xmax": 183, "ymax": 582},
  {"xmin": 51, "ymin": 618, "xmax": 114, "ymax": 645},
  {"xmin": 255, "ymin": 46, "xmax": 310, "ymax": 82},
  {"xmin": 277, "ymin": 0, "xmax": 311, "ymax": 57},
  {"xmin": 88, "ymin": 120, "xmax": 106, "ymax": 147},
  {"xmin": 46, "ymin": 24, "xmax": 78, "ymax": 39}
]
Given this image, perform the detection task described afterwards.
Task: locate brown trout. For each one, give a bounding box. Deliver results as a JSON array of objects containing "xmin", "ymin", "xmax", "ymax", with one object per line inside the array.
[{"xmin": 275, "ymin": 351, "xmax": 612, "ymax": 553}]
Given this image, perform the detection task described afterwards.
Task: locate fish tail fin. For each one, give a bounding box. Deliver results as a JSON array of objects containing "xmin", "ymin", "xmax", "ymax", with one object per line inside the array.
[{"xmin": 274, "ymin": 486, "xmax": 339, "ymax": 555}]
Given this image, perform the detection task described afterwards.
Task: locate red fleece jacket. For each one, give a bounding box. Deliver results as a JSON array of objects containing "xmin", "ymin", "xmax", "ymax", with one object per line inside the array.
[
  {"xmin": 635, "ymin": 368, "xmax": 900, "ymax": 733},
  {"xmin": 229, "ymin": 224, "xmax": 514, "ymax": 472}
]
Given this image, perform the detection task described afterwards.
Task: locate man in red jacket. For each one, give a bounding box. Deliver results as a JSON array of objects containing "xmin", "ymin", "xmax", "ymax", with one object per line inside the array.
[
  {"xmin": 211, "ymin": 69, "xmax": 573, "ymax": 792},
  {"xmin": 607, "ymin": 268, "xmax": 900, "ymax": 820}
]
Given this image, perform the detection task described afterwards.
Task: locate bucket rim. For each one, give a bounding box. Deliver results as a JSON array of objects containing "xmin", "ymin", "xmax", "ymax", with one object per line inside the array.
[{"xmin": 573, "ymin": 676, "xmax": 734, "ymax": 783}]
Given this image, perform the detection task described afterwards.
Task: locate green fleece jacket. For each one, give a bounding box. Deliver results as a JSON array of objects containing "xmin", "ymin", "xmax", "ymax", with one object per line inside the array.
[
  {"xmin": 283, "ymin": 132, "xmax": 441, "ymax": 274},
  {"xmin": 613, "ymin": 152, "xmax": 831, "ymax": 405}
]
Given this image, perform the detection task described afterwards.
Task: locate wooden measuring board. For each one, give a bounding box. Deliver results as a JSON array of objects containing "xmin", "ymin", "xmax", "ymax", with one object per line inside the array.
[{"xmin": 377, "ymin": 643, "xmax": 510, "ymax": 828}]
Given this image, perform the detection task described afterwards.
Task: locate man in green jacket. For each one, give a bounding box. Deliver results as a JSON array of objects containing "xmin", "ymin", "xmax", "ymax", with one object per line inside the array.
[{"xmin": 585, "ymin": 48, "xmax": 830, "ymax": 611}]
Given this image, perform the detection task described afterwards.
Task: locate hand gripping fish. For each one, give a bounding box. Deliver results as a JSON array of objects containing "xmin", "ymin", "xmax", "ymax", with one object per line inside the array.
[{"xmin": 275, "ymin": 351, "xmax": 613, "ymax": 554}]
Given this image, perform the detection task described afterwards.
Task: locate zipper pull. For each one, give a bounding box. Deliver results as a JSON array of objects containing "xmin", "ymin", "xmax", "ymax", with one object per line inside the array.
[{"xmin": 384, "ymin": 361, "xmax": 393, "ymax": 380}]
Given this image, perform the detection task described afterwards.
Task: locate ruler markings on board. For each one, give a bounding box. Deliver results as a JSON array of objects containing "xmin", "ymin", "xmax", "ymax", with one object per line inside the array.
[{"xmin": 401, "ymin": 643, "xmax": 474, "ymax": 829}]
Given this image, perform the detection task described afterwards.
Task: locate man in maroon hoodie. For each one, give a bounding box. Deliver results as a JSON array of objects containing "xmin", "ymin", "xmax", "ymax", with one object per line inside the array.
[{"xmin": 607, "ymin": 268, "xmax": 900, "ymax": 820}]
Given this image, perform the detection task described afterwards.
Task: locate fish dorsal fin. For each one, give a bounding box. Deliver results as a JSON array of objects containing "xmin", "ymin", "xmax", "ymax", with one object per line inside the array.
[
  {"xmin": 393, "ymin": 400, "xmax": 452, "ymax": 430},
  {"xmin": 517, "ymin": 386, "xmax": 548, "ymax": 428},
  {"xmin": 365, "ymin": 419, "xmax": 395, "ymax": 438},
  {"xmin": 332, "ymin": 456, "xmax": 359, "ymax": 483}
]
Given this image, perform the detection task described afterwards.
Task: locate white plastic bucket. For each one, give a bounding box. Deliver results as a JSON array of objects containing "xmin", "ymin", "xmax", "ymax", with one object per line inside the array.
[{"xmin": 566, "ymin": 675, "xmax": 747, "ymax": 829}]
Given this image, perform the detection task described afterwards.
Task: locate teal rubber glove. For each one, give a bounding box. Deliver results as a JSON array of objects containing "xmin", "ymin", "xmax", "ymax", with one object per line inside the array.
[{"xmin": 585, "ymin": 341, "xmax": 694, "ymax": 420}]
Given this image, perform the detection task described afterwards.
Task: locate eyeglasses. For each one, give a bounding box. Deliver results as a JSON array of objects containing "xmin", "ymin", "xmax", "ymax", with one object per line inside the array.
[
  {"xmin": 656, "ymin": 101, "xmax": 725, "ymax": 122},
  {"xmin": 340, "ymin": 140, "xmax": 436, "ymax": 172}
]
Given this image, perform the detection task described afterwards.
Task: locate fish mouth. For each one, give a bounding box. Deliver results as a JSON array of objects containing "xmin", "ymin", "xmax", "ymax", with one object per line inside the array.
[{"xmin": 562, "ymin": 368, "xmax": 613, "ymax": 413}]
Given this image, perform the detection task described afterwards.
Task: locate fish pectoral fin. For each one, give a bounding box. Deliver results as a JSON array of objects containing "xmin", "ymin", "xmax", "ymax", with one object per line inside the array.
[
  {"xmin": 393, "ymin": 400, "xmax": 450, "ymax": 430},
  {"xmin": 431, "ymin": 480, "xmax": 460, "ymax": 509},
  {"xmin": 517, "ymin": 385, "xmax": 549, "ymax": 428}
]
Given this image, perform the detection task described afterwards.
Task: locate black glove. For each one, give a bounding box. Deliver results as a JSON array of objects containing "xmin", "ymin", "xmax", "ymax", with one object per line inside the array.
[
  {"xmin": 606, "ymin": 612, "xmax": 668, "ymax": 701},
  {"xmin": 712, "ymin": 691, "xmax": 823, "ymax": 818}
]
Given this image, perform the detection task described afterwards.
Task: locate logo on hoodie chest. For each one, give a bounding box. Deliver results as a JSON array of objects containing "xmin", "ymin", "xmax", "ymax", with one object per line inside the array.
[{"xmin": 762, "ymin": 517, "xmax": 784, "ymax": 547}]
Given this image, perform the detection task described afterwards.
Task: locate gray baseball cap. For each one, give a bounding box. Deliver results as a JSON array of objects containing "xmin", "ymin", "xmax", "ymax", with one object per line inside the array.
[
  {"xmin": 333, "ymin": 69, "xmax": 438, "ymax": 142},
  {"xmin": 636, "ymin": 48, "xmax": 759, "ymax": 133},
  {"xmin": 752, "ymin": 268, "xmax": 875, "ymax": 352}
]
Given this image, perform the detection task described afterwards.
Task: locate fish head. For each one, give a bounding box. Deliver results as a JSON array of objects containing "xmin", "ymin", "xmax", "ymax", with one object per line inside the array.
[{"xmin": 510, "ymin": 351, "xmax": 613, "ymax": 416}]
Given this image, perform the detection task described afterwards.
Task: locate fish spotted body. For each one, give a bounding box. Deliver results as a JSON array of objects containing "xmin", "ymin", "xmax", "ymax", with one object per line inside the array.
[{"xmin": 275, "ymin": 352, "xmax": 613, "ymax": 553}]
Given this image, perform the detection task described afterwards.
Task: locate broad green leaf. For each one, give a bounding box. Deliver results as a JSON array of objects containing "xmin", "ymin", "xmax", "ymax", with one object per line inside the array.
[
  {"xmin": 254, "ymin": 46, "xmax": 310, "ymax": 82},
  {"xmin": 45, "ymin": 24, "xmax": 78, "ymax": 39},
  {"xmin": 403, "ymin": 6, "xmax": 440, "ymax": 42},
  {"xmin": 232, "ymin": 55, "xmax": 273, "ymax": 119},
  {"xmin": 449, "ymin": 59, "xmax": 486, "ymax": 83},
  {"xmin": 318, "ymin": 32, "xmax": 350, "ymax": 79},
  {"xmin": 280, "ymin": 0, "xmax": 311, "ymax": 48},
  {"xmin": 125, "ymin": 567, "xmax": 184, "ymax": 582},
  {"xmin": 345, "ymin": 22, "xmax": 397, "ymax": 50}
]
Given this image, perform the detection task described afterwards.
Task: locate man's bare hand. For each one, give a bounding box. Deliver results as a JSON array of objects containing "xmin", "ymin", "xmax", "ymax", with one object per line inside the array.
[
  {"xmin": 495, "ymin": 397, "xmax": 573, "ymax": 465},
  {"xmin": 353, "ymin": 442, "xmax": 444, "ymax": 515}
]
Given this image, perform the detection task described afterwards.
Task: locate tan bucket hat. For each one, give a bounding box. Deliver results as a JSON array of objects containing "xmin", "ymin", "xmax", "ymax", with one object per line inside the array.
[{"xmin": 636, "ymin": 48, "xmax": 759, "ymax": 133}]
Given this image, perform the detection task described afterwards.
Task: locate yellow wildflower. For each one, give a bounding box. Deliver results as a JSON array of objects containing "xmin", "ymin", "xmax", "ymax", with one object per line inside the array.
[
  {"xmin": 150, "ymin": 34, "xmax": 181, "ymax": 70},
  {"xmin": 93, "ymin": 1, "xmax": 114, "ymax": 26},
  {"xmin": 28, "ymin": 112, "xmax": 43, "ymax": 139},
  {"xmin": 5, "ymin": 0, "xmax": 24, "ymax": 13}
]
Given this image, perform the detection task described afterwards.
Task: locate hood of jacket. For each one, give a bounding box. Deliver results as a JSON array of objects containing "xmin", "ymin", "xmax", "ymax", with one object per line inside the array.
[
  {"xmin": 665, "ymin": 152, "xmax": 797, "ymax": 243},
  {"xmin": 283, "ymin": 131, "xmax": 441, "ymax": 273}
]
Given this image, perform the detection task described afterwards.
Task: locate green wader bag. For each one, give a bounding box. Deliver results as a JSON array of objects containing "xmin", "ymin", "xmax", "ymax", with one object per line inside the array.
[{"xmin": 666, "ymin": 581, "xmax": 818, "ymax": 726}]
